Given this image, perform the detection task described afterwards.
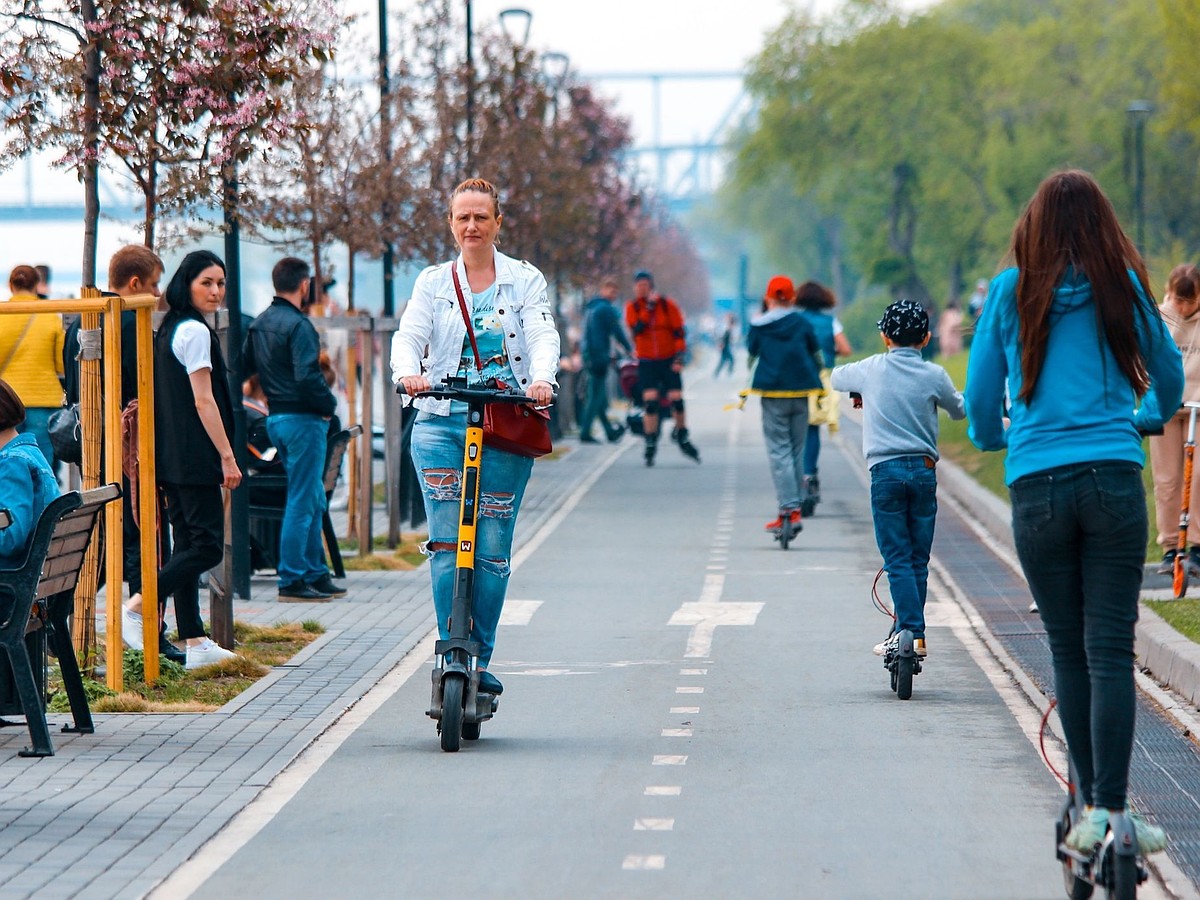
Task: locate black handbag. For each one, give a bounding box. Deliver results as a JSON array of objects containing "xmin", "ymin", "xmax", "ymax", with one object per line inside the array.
[{"xmin": 47, "ymin": 403, "xmax": 82, "ymax": 465}]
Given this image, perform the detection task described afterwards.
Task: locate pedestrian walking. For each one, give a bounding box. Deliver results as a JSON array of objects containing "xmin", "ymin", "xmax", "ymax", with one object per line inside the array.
[
  {"xmin": 1148, "ymin": 263, "xmax": 1200, "ymax": 576},
  {"xmin": 578, "ymin": 275, "xmax": 632, "ymax": 444},
  {"xmin": 937, "ymin": 299, "xmax": 964, "ymax": 357},
  {"xmin": 713, "ymin": 313, "xmax": 736, "ymax": 377},
  {"xmin": 154, "ymin": 250, "xmax": 240, "ymax": 670},
  {"xmin": 796, "ymin": 280, "xmax": 852, "ymax": 507},
  {"xmin": 244, "ymin": 257, "xmax": 344, "ymax": 602},
  {"xmin": 391, "ymin": 177, "xmax": 559, "ymax": 696},
  {"xmin": 964, "ymin": 169, "xmax": 1182, "ymax": 853},
  {"xmin": 1, "ymin": 265, "xmax": 64, "ymax": 467},
  {"xmin": 625, "ymin": 270, "xmax": 699, "ymax": 465},
  {"xmin": 746, "ymin": 276, "xmax": 823, "ymax": 533},
  {"xmin": 831, "ymin": 300, "xmax": 965, "ymax": 659}
]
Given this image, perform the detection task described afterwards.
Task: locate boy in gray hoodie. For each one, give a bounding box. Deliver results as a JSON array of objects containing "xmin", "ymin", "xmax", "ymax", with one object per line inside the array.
[{"xmin": 831, "ymin": 300, "xmax": 965, "ymax": 657}]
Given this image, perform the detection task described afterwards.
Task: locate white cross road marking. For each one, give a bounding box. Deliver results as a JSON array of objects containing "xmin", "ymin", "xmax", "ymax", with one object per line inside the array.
[
  {"xmin": 675, "ymin": 686, "xmax": 704, "ymax": 694},
  {"xmin": 661, "ymin": 728, "xmax": 693, "ymax": 737},
  {"xmin": 652, "ymin": 755, "xmax": 688, "ymax": 765},
  {"xmin": 668, "ymin": 601, "xmax": 765, "ymax": 657},
  {"xmin": 498, "ymin": 600, "xmax": 542, "ymax": 626},
  {"xmin": 644, "ymin": 786, "xmax": 682, "ymax": 796},
  {"xmin": 634, "ymin": 818, "xmax": 675, "ymax": 831},
  {"xmin": 670, "ymin": 707, "xmax": 700, "ymax": 714},
  {"xmin": 679, "ymin": 668, "xmax": 707, "ymax": 675},
  {"xmin": 622, "ymin": 855, "xmax": 666, "ymax": 870},
  {"xmin": 696, "ymin": 574, "xmax": 725, "ymax": 604}
]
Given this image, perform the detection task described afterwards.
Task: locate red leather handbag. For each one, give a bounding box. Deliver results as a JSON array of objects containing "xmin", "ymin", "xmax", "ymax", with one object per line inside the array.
[{"xmin": 451, "ymin": 266, "xmax": 552, "ymax": 458}]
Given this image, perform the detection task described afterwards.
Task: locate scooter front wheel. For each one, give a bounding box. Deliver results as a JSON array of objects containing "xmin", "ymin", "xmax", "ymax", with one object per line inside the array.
[
  {"xmin": 1105, "ymin": 851, "xmax": 1137, "ymax": 900},
  {"xmin": 440, "ymin": 674, "xmax": 465, "ymax": 752}
]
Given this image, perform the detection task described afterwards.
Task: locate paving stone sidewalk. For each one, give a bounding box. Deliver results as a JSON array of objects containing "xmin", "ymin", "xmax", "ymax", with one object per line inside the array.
[{"xmin": 0, "ymin": 439, "xmax": 618, "ymax": 899}]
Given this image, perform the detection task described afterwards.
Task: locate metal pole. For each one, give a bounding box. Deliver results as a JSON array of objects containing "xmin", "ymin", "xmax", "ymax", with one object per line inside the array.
[
  {"xmin": 378, "ymin": 0, "xmax": 396, "ymax": 318},
  {"xmin": 222, "ymin": 165, "xmax": 251, "ymax": 614},
  {"xmin": 466, "ymin": 0, "xmax": 474, "ymax": 173},
  {"xmin": 1134, "ymin": 117, "xmax": 1146, "ymax": 255}
]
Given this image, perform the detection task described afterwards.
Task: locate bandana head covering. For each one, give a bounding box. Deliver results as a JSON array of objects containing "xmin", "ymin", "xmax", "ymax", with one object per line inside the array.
[{"xmin": 877, "ymin": 299, "xmax": 929, "ymax": 346}]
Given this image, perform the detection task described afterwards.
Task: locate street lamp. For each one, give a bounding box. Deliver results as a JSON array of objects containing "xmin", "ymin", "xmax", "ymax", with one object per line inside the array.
[
  {"xmin": 1127, "ymin": 100, "xmax": 1152, "ymax": 256},
  {"xmin": 498, "ymin": 7, "xmax": 532, "ymax": 46},
  {"xmin": 465, "ymin": 0, "xmax": 475, "ymax": 172},
  {"xmin": 541, "ymin": 51, "xmax": 570, "ymax": 98}
]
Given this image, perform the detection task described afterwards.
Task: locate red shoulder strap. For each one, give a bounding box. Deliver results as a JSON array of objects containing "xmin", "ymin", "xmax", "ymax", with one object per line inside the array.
[{"xmin": 450, "ymin": 264, "xmax": 484, "ymax": 373}]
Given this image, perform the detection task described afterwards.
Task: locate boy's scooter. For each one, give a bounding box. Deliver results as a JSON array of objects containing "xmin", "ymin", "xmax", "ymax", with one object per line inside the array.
[
  {"xmin": 407, "ymin": 376, "xmax": 547, "ymax": 752},
  {"xmin": 1172, "ymin": 402, "xmax": 1200, "ymax": 599},
  {"xmin": 883, "ymin": 628, "xmax": 921, "ymax": 700}
]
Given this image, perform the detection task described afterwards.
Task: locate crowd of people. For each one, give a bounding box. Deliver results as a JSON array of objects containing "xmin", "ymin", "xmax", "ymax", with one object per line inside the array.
[{"xmin": 0, "ymin": 166, "xmax": 1190, "ymax": 860}]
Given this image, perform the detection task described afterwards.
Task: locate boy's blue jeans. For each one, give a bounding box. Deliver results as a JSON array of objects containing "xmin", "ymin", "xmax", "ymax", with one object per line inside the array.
[
  {"xmin": 870, "ymin": 456, "xmax": 938, "ymax": 639},
  {"xmin": 1010, "ymin": 461, "xmax": 1142, "ymax": 809},
  {"xmin": 267, "ymin": 413, "xmax": 330, "ymax": 588},
  {"xmin": 410, "ymin": 411, "xmax": 533, "ymax": 667}
]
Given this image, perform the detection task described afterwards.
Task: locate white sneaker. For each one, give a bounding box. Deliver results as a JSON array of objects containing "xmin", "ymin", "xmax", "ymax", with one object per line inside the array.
[
  {"xmin": 1028, "ymin": 601, "xmax": 1039, "ymax": 613},
  {"xmin": 121, "ymin": 607, "xmax": 144, "ymax": 651},
  {"xmin": 873, "ymin": 635, "xmax": 897, "ymax": 656},
  {"xmin": 185, "ymin": 638, "xmax": 236, "ymax": 671}
]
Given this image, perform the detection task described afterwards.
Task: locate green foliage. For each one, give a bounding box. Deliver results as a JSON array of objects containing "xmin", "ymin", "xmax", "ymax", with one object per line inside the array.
[
  {"xmin": 723, "ymin": 0, "xmax": 1199, "ymax": 310},
  {"xmin": 122, "ymin": 649, "xmax": 187, "ymax": 686}
]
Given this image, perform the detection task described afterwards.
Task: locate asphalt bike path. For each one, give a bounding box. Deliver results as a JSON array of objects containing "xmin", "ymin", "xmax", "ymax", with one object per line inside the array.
[{"xmin": 180, "ymin": 375, "xmax": 1116, "ymax": 899}]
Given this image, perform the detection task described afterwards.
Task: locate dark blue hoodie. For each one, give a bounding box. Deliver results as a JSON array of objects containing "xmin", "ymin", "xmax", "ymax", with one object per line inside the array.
[
  {"xmin": 581, "ymin": 296, "xmax": 632, "ymax": 369},
  {"xmin": 747, "ymin": 308, "xmax": 823, "ymax": 394}
]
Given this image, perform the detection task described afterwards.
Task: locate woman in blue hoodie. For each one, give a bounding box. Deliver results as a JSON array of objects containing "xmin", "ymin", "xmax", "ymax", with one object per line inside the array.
[
  {"xmin": 0, "ymin": 378, "xmax": 59, "ymax": 569},
  {"xmin": 746, "ymin": 275, "xmax": 823, "ymax": 533},
  {"xmin": 965, "ymin": 170, "xmax": 1183, "ymax": 853}
]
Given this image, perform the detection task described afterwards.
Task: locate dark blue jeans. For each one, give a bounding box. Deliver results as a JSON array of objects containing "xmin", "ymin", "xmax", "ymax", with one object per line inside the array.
[
  {"xmin": 1011, "ymin": 461, "xmax": 1143, "ymax": 809},
  {"xmin": 870, "ymin": 457, "xmax": 938, "ymax": 638},
  {"xmin": 578, "ymin": 365, "xmax": 619, "ymax": 440},
  {"xmin": 267, "ymin": 413, "xmax": 330, "ymax": 588}
]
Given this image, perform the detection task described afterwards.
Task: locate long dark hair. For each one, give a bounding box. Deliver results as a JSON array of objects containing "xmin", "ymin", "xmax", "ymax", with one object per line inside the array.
[
  {"xmin": 1011, "ymin": 170, "xmax": 1155, "ymax": 403},
  {"xmin": 163, "ymin": 250, "xmax": 225, "ymax": 323}
]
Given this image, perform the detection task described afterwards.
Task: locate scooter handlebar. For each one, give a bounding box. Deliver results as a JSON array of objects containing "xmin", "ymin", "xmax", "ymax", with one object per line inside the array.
[{"xmin": 401, "ymin": 379, "xmax": 555, "ymax": 406}]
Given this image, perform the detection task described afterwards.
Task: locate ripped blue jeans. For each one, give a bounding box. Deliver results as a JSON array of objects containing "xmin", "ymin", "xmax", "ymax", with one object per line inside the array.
[{"xmin": 410, "ymin": 411, "xmax": 534, "ymax": 667}]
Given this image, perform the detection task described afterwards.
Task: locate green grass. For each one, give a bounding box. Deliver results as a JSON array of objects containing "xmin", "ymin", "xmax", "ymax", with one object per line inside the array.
[
  {"xmin": 1146, "ymin": 600, "xmax": 1200, "ymax": 644},
  {"xmin": 48, "ymin": 619, "xmax": 326, "ymax": 713}
]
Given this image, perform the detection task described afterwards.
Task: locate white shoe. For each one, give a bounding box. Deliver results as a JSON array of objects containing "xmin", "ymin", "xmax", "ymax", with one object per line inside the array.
[
  {"xmin": 121, "ymin": 607, "xmax": 144, "ymax": 651},
  {"xmin": 1028, "ymin": 601, "xmax": 1039, "ymax": 613},
  {"xmin": 873, "ymin": 635, "xmax": 897, "ymax": 656},
  {"xmin": 185, "ymin": 638, "xmax": 236, "ymax": 671}
]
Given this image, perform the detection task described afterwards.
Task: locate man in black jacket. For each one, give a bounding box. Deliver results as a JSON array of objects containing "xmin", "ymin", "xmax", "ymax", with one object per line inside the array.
[
  {"xmin": 243, "ymin": 257, "xmax": 344, "ymax": 602},
  {"xmin": 578, "ymin": 276, "xmax": 632, "ymax": 443}
]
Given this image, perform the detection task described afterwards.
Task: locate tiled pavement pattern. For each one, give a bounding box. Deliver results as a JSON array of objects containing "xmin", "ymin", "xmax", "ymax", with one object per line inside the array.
[{"xmin": 0, "ymin": 440, "xmax": 620, "ymax": 899}]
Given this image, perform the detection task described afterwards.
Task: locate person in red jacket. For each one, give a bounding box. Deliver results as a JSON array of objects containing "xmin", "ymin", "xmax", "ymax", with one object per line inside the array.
[{"xmin": 625, "ymin": 270, "xmax": 700, "ymax": 465}]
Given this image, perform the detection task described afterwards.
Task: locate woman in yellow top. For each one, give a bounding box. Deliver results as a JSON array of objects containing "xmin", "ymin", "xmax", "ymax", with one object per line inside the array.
[{"xmin": 1, "ymin": 265, "xmax": 64, "ymax": 466}]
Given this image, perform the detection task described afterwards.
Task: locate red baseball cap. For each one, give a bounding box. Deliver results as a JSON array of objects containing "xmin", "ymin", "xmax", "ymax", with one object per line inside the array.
[{"xmin": 765, "ymin": 275, "xmax": 796, "ymax": 302}]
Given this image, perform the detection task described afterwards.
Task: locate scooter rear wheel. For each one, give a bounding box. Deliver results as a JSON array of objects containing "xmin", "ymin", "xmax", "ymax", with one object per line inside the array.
[
  {"xmin": 779, "ymin": 522, "xmax": 791, "ymax": 550},
  {"xmin": 1105, "ymin": 851, "xmax": 1136, "ymax": 900},
  {"xmin": 440, "ymin": 674, "xmax": 465, "ymax": 752},
  {"xmin": 1061, "ymin": 812, "xmax": 1094, "ymax": 899},
  {"xmin": 1174, "ymin": 557, "xmax": 1189, "ymax": 600},
  {"xmin": 896, "ymin": 656, "xmax": 914, "ymax": 700}
]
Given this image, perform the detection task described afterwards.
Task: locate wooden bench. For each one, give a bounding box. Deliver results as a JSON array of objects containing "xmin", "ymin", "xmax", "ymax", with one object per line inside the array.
[
  {"xmin": 247, "ymin": 424, "xmax": 362, "ymax": 579},
  {"xmin": 0, "ymin": 484, "xmax": 120, "ymax": 756}
]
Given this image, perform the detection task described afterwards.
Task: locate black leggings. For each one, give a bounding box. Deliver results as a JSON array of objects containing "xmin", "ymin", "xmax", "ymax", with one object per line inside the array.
[{"xmin": 159, "ymin": 482, "xmax": 223, "ymax": 640}]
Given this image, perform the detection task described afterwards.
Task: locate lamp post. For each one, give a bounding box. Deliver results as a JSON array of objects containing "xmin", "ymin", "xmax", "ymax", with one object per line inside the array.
[
  {"xmin": 378, "ymin": 0, "xmax": 395, "ymax": 317},
  {"xmin": 1127, "ymin": 100, "xmax": 1152, "ymax": 256},
  {"xmin": 465, "ymin": 0, "xmax": 474, "ymax": 173},
  {"xmin": 498, "ymin": 7, "xmax": 532, "ymax": 46}
]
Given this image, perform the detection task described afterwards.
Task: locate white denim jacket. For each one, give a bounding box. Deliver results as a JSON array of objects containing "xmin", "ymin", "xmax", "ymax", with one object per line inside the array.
[{"xmin": 390, "ymin": 249, "xmax": 560, "ymax": 416}]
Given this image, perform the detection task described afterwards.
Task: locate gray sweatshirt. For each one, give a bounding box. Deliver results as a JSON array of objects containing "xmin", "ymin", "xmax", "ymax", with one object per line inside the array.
[{"xmin": 830, "ymin": 347, "xmax": 966, "ymax": 469}]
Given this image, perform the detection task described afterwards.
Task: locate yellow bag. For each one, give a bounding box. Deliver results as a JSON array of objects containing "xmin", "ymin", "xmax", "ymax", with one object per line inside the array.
[{"xmin": 808, "ymin": 369, "xmax": 839, "ymax": 433}]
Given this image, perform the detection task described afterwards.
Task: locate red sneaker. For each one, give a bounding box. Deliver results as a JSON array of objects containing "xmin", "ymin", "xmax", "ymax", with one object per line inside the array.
[
  {"xmin": 788, "ymin": 509, "xmax": 803, "ymax": 532},
  {"xmin": 764, "ymin": 515, "xmax": 784, "ymax": 531}
]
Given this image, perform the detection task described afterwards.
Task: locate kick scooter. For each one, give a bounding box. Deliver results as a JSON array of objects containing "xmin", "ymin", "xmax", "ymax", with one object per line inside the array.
[
  {"xmin": 1173, "ymin": 402, "xmax": 1200, "ymax": 599},
  {"xmin": 882, "ymin": 628, "xmax": 921, "ymax": 700},
  {"xmin": 1056, "ymin": 758, "xmax": 1148, "ymax": 899},
  {"xmin": 407, "ymin": 376, "xmax": 547, "ymax": 752},
  {"xmin": 772, "ymin": 510, "xmax": 801, "ymax": 550}
]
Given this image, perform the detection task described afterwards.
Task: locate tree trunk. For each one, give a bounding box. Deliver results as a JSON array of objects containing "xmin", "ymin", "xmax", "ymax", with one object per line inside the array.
[
  {"xmin": 347, "ymin": 245, "xmax": 356, "ymax": 311},
  {"xmin": 143, "ymin": 161, "xmax": 158, "ymax": 250},
  {"xmin": 80, "ymin": 0, "xmax": 101, "ymax": 287}
]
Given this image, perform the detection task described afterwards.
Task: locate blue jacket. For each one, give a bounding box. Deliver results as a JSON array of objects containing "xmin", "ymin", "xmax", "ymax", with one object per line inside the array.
[
  {"xmin": 581, "ymin": 297, "xmax": 632, "ymax": 369},
  {"xmin": 964, "ymin": 267, "xmax": 1184, "ymax": 484},
  {"xmin": 747, "ymin": 308, "xmax": 823, "ymax": 393},
  {"xmin": 799, "ymin": 308, "xmax": 837, "ymax": 369},
  {"xmin": 0, "ymin": 434, "xmax": 59, "ymax": 569}
]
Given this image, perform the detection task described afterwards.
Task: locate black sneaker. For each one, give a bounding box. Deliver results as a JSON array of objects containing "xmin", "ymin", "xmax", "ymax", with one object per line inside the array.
[
  {"xmin": 579, "ymin": 434, "xmax": 601, "ymax": 444},
  {"xmin": 1158, "ymin": 549, "xmax": 1179, "ymax": 575},
  {"xmin": 279, "ymin": 581, "xmax": 333, "ymax": 602},
  {"xmin": 308, "ymin": 573, "xmax": 347, "ymax": 598},
  {"xmin": 159, "ymin": 634, "xmax": 187, "ymax": 665},
  {"xmin": 477, "ymin": 670, "xmax": 504, "ymax": 694},
  {"xmin": 606, "ymin": 423, "xmax": 626, "ymax": 443},
  {"xmin": 644, "ymin": 440, "xmax": 657, "ymax": 467}
]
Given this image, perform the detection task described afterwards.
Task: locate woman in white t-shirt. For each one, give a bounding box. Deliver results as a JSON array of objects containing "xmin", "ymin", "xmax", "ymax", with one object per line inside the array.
[{"xmin": 151, "ymin": 250, "xmax": 240, "ymax": 670}]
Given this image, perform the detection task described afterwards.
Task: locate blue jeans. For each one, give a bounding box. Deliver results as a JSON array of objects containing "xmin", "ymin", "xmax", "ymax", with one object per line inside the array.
[
  {"xmin": 870, "ymin": 457, "xmax": 938, "ymax": 638},
  {"xmin": 410, "ymin": 411, "xmax": 533, "ymax": 667},
  {"xmin": 804, "ymin": 424, "xmax": 820, "ymax": 476},
  {"xmin": 18, "ymin": 407, "xmax": 55, "ymax": 469},
  {"xmin": 1010, "ymin": 461, "xmax": 1143, "ymax": 809},
  {"xmin": 760, "ymin": 397, "xmax": 808, "ymax": 511},
  {"xmin": 266, "ymin": 413, "xmax": 329, "ymax": 588},
  {"xmin": 578, "ymin": 365, "xmax": 619, "ymax": 440}
]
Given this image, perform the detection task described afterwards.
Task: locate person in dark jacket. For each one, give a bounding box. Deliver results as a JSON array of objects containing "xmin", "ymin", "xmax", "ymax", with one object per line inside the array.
[
  {"xmin": 154, "ymin": 250, "xmax": 240, "ymax": 670},
  {"xmin": 578, "ymin": 275, "xmax": 632, "ymax": 443},
  {"xmin": 243, "ymin": 257, "xmax": 343, "ymax": 602},
  {"xmin": 746, "ymin": 275, "xmax": 823, "ymax": 533}
]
